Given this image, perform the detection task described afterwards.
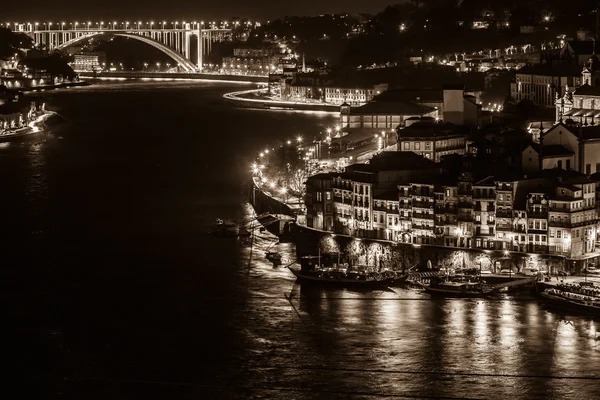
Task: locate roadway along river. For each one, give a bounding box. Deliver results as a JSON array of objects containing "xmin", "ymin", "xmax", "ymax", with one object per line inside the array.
[{"xmin": 1, "ymin": 80, "xmax": 599, "ymax": 399}]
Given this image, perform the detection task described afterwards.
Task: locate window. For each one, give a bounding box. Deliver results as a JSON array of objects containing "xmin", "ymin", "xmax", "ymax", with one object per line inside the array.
[
  {"xmin": 576, "ymin": 229, "xmax": 580, "ymax": 238},
  {"xmin": 557, "ymin": 230, "xmax": 562, "ymax": 238},
  {"xmin": 326, "ymin": 192, "xmax": 331, "ymax": 200},
  {"xmin": 498, "ymin": 194, "xmax": 503, "ymax": 201},
  {"xmin": 550, "ymin": 229, "xmax": 554, "ymax": 238},
  {"xmin": 476, "ymin": 215, "xmax": 481, "ymax": 221},
  {"xmin": 528, "ymin": 235, "xmax": 533, "ymax": 242},
  {"xmin": 415, "ymin": 142, "xmax": 421, "ymax": 150},
  {"xmin": 446, "ymin": 189, "xmax": 450, "ymax": 197},
  {"xmin": 403, "ymin": 142, "xmax": 409, "ymax": 150},
  {"xmin": 535, "ymin": 234, "xmax": 540, "ymax": 242},
  {"xmin": 542, "ymin": 235, "xmax": 546, "ymax": 242},
  {"xmin": 541, "ymin": 221, "xmax": 547, "ymax": 230},
  {"xmin": 566, "ymin": 159, "xmax": 571, "ymax": 170},
  {"xmin": 535, "ymin": 220, "xmax": 540, "ymax": 229},
  {"xmin": 317, "ymin": 192, "xmax": 322, "ymax": 202},
  {"xmin": 425, "ymin": 142, "xmax": 431, "ymax": 150},
  {"xmin": 558, "ymin": 160, "xmax": 563, "ymax": 169},
  {"xmin": 476, "ymin": 239, "xmax": 481, "ymax": 247}
]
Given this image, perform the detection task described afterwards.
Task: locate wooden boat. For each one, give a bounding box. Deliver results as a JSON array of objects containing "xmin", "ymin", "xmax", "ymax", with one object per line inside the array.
[
  {"xmin": 418, "ymin": 276, "xmax": 496, "ymax": 297},
  {"xmin": 540, "ymin": 288, "xmax": 600, "ymax": 315},
  {"xmin": 211, "ymin": 218, "xmax": 239, "ymax": 236},
  {"xmin": 288, "ymin": 254, "xmax": 404, "ymax": 288}
]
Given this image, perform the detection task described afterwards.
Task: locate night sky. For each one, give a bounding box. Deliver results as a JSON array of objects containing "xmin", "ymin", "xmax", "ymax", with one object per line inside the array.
[{"xmin": 3, "ymin": 0, "xmax": 402, "ymax": 22}]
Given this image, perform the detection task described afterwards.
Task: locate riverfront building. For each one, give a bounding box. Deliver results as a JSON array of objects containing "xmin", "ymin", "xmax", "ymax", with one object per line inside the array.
[{"xmin": 304, "ymin": 153, "xmax": 600, "ymax": 274}]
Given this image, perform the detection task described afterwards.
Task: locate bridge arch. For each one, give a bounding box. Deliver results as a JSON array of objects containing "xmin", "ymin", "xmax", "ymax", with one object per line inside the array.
[{"xmin": 56, "ymin": 32, "xmax": 198, "ymax": 72}]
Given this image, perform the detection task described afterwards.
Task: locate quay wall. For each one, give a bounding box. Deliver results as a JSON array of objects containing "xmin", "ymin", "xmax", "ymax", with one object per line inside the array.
[
  {"xmin": 79, "ymin": 71, "xmax": 268, "ymax": 83},
  {"xmin": 248, "ymin": 178, "xmax": 294, "ymax": 217}
]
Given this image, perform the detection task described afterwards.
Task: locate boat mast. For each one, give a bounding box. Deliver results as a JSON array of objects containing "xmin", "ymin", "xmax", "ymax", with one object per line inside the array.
[{"xmin": 318, "ymin": 246, "xmax": 321, "ymax": 267}]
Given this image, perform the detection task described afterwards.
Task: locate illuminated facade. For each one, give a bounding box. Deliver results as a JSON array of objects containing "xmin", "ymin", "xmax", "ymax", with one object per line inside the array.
[
  {"xmin": 70, "ymin": 52, "xmax": 106, "ymax": 71},
  {"xmin": 324, "ymin": 84, "xmax": 388, "ymax": 106},
  {"xmin": 306, "ymin": 159, "xmax": 600, "ymax": 273}
]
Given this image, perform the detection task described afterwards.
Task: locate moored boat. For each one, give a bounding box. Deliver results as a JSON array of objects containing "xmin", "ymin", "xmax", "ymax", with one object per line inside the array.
[
  {"xmin": 418, "ymin": 276, "xmax": 496, "ymax": 297},
  {"xmin": 211, "ymin": 218, "xmax": 240, "ymax": 236},
  {"xmin": 540, "ymin": 287, "xmax": 600, "ymax": 315},
  {"xmin": 288, "ymin": 254, "xmax": 405, "ymax": 288}
]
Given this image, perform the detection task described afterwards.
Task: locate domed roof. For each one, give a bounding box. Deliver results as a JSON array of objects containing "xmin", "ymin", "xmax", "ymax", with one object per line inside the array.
[{"xmin": 586, "ymin": 54, "xmax": 600, "ymax": 71}]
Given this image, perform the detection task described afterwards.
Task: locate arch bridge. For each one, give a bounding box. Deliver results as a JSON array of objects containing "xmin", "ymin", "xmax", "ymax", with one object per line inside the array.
[{"xmin": 10, "ymin": 21, "xmax": 233, "ymax": 72}]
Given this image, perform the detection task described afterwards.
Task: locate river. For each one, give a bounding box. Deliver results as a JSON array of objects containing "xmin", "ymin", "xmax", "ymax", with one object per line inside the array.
[{"xmin": 2, "ymin": 80, "xmax": 599, "ymax": 399}]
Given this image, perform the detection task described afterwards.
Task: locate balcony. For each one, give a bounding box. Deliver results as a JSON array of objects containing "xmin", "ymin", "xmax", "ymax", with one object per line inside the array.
[
  {"xmin": 472, "ymin": 191, "xmax": 496, "ymax": 200},
  {"xmin": 413, "ymin": 224, "xmax": 434, "ymax": 231},
  {"xmin": 496, "ymin": 224, "xmax": 512, "ymax": 231},
  {"xmin": 412, "ymin": 200, "xmax": 433, "ymax": 209},
  {"xmin": 413, "ymin": 212, "xmax": 434, "ymax": 220},
  {"xmin": 527, "ymin": 211, "xmax": 548, "ymax": 219},
  {"xmin": 495, "ymin": 208, "xmax": 512, "ymax": 218},
  {"xmin": 549, "ymin": 219, "xmax": 598, "ymax": 228},
  {"xmin": 373, "ymin": 204, "xmax": 387, "ymax": 212},
  {"xmin": 458, "ymin": 201, "xmax": 472, "ymax": 209}
]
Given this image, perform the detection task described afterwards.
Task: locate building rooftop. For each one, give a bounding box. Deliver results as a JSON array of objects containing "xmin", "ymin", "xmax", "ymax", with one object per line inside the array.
[
  {"xmin": 566, "ymin": 40, "xmax": 595, "ymax": 56},
  {"xmin": 573, "ymin": 84, "xmax": 600, "ymax": 97},
  {"xmin": 347, "ymin": 151, "xmax": 439, "ymax": 173},
  {"xmin": 517, "ymin": 63, "xmax": 582, "ymax": 77},
  {"xmin": 527, "ymin": 143, "xmax": 574, "ymax": 157},
  {"xmin": 397, "ymin": 121, "xmax": 468, "ymax": 139},
  {"xmin": 348, "ymin": 100, "xmax": 435, "ymax": 116},
  {"xmin": 372, "ymin": 88, "xmax": 444, "ymax": 103}
]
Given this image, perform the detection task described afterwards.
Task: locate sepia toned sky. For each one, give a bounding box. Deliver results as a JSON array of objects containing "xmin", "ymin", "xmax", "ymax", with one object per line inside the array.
[{"xmin": 3, "ymin": 0, "xmax": 404, "ymax": 22}]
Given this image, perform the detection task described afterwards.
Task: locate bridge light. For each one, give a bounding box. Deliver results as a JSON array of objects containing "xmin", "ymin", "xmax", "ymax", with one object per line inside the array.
[
  {"xmin": 200, "ymin": 21, "xmax": 204, "ymax": 25},
  {"xmin": 35, "ymin": 22, "xmax": 38, "ymax": 26}
]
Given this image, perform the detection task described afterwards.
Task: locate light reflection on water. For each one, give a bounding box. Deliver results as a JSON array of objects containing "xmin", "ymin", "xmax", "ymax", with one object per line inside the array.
[
  {"xmin": 2, "ymin": 83, "xmax": 599, "ymax": 399},
  {"xmin": 238, "ymin": 203, "xmax": 600, "ymax": 399}
]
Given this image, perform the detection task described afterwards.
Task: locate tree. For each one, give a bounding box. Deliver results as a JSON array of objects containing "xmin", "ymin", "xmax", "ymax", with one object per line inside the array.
[{"xmin": 267, "ymin": 145, "xmax": 308, "ymax": 196}]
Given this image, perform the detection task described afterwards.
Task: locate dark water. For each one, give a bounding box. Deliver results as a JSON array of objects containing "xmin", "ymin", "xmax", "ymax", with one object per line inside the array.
[{"xmin": 2, "ymin": 80, "xmax": 600, "ymax": 399}]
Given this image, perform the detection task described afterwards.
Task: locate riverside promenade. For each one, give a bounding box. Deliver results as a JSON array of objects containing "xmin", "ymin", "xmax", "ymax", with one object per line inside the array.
[{"xmin": 224, "ymin": 89, "xmax": 339, "ymax": 112}]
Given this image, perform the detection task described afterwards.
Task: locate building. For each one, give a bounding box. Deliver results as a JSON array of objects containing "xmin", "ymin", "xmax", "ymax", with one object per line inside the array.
[
  {"xmin": 305, "ymin": 151, "xmax": 599, "ymax": 272},
  {"xmin": 70, "ymin": 52, "xmax": 106, "ymax": 72},
  {"xmin": 511, "ymin": 64, "xmax": 582, "ymax": 107},
  {"xmin": 396, "ymin": 119, "xmax": 468, "ymax": 162},
  {"xmin": 548, "ymin": 180, "xmax": 597, "ymax": 258},
  {"xmin": 305, "ymin": 173, "xmax": 335, "ymax": 231},
  {"xmin": 559, "ymin": 40, "xmax": 596, "ymax": 67},
  {"xmin": 324, "ymin": 83, "xmax": 388, "ymax": 106},
  {"xmin": 330, "ymin": 151, "xmax": 441, "ymax": 237},
  {"xmin": 537, "ymin": 122, "xmax": 600, "ymax": 175},
  {"xmin": 521, "ymin": 143, "xmax": 575, "ymax": 173}
]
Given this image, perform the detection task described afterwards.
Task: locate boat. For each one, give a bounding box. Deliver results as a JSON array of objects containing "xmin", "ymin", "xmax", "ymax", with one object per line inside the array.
[
  {"xmin": 288, "ymin": 253, "xmax": 405, "ymax": 288},
  {"xmin": 539, "ymin": 285, "xmax": 600, "ymax": 315},
  {"xmin": 211, "ymin": 218, "xmax": 239, "ymax": 236},
  {"xmin": 266, "ymin": 251, "xmax": 283, "ymax": 266},
  {"xmin": 418, "ymin": 275, "xmax": 496, "ymax": 297}
]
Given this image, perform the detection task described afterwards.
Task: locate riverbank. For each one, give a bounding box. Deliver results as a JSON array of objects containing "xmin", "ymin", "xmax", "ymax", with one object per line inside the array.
[
  {"xmin": 78, "ymin": 71, "xmax": 268, "ymax": 84},
  {"xmin": 21, "ymin": 81, "xmax": 90, "ymax": 93},
  {"xmin": 224, "ymin": 88, "xmax": 340, "ymax": 112}
]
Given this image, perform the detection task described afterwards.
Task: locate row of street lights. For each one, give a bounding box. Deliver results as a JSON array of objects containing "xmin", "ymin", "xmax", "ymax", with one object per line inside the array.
[{"xmin": 5, "ymin": 20, "xmax": 260, "ymax": 31}]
